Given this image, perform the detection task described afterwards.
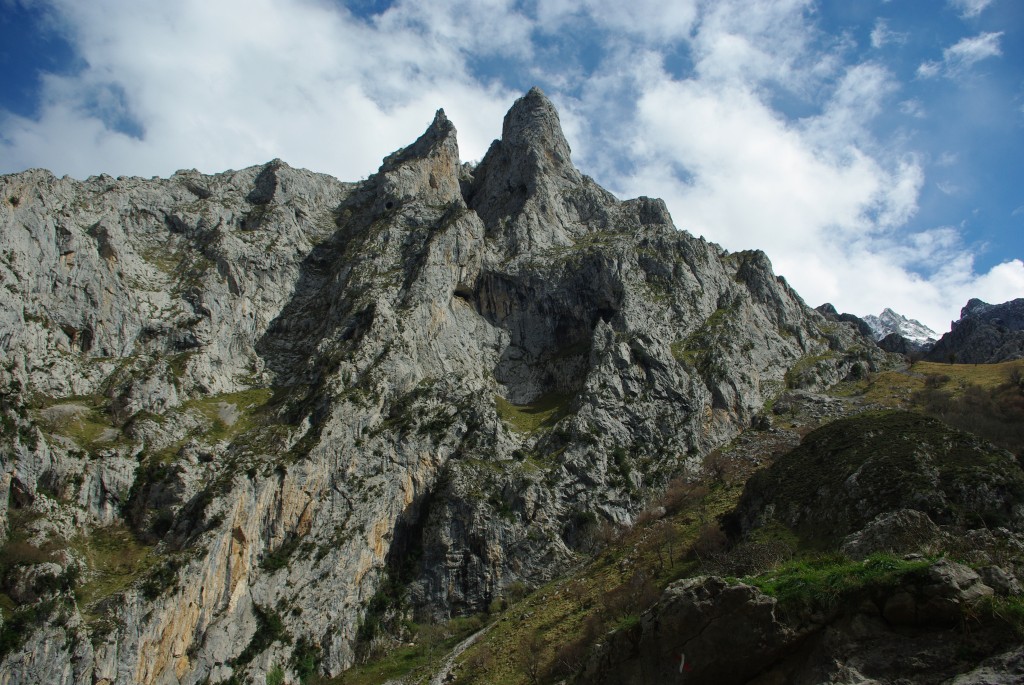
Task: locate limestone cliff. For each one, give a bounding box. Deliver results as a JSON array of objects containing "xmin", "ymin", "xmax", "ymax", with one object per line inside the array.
[{"xmin": 0, "ymin": 89, "xmax": 884, "ymax": 684}]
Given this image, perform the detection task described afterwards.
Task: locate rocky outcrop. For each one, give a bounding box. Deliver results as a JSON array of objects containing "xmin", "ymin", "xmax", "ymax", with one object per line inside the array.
[
  {"xmin": 724, "ymin": 411, "xmax": 1024, "ymax": 547},
  {"xmin": 0, "ymin": 89, "xmax": 888, "ymax": 684},
  {"xmin": 584, "ymin": 560, "xmax": 1016, "ymax": 685},
  {"xmin": 816, "ymin": 303, "xmax": 875, "ymax": 339},
  {"xmin": 876, "ymin": 331, "xmax": 930, "ymax": 355},
  {"xmin": 582, "ymin": 576, "xmax": 797, "ymax": 685},
  {"xmin": 926, "ymin": 298, "xmax": 1024, "ymax": 363}
]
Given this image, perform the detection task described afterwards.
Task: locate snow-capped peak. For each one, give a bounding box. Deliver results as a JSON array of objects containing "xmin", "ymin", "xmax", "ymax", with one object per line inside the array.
[{"xmin": 862, "ymin": 308, "xmax": 938, "ymax": 344}]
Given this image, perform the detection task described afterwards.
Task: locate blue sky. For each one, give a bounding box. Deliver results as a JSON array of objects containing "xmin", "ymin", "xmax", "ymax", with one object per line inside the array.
[{"xmin": 1, "ymin": 0, "xmax": 1021, "ymax": 332}]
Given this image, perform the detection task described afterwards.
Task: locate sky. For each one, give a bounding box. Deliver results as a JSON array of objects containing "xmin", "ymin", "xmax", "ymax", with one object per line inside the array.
[{"xmin": 1, "ymin": 0, "xmax": 1021, "ymax": 333}]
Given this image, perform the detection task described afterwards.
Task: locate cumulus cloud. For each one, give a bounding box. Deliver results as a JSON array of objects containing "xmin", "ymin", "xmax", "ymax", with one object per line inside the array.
[{"xmin": 0, "ymin": 0, "xmax": 517, "ymax": 179}]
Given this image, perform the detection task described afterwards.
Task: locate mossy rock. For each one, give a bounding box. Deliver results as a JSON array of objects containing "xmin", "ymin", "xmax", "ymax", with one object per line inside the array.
[{"xmin": 725, "ymin": 411, "xmax": 1024, "ymax": 548}]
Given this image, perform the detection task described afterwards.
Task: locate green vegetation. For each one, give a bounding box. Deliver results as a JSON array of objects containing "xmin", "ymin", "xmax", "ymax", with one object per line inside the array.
[
  {"xmin": 262, "ymin": 535, "xmax": 302, "ymax": 572},
  {"xmin": 835, "ymin": 358, "xmax": 1024, "ymax": 407},
  {"xmin": 784, "ymin": 352, "xmax": 837, "ymax": 389},
  {"xmin": 982, "ymin": 595, "xmax": 1024, "ymax": 639},
  {"xmin": 494, "ymin": 391, "xmax": 572, "ymax": 434},
  {"xmin": 73, "ymin": 525, "xmax": 157, "ymax": 613},
  {"xmin": 34, "ymin": 397, "xmax": 120, "ymax": 450},
  {"xmin": 290, "ymin": 635, "xmax": 323, "ymax": 684},
  {"xmin": 671, "ymin": 305, "xmax": 737, "ymax": 381},
  {"xmin": 448, "ymin": 480, "xmax": 739, "ymax": 685},
  {"xmin": 733, "ymin": 410, "xmax": 1024, "ymax": 547},
  {"xmin": 235, "ymin": 605, "xmax": 291, "ymax": 666},
  {"xmin": 747, "ymin": 553, "xmax": 932, "ymax": 615},
  {"xmin": 0, "ymin": 598, "xmax": 67, "ymax": 659},
  {"xmin": 266, "ymin": 664, "xmax": 285, "ymax": 685},
  {"xmin": 336, "ymin": 616, "xmax": 485, "ymax": 685},
  {"xmin": 182, "ymin": 387, "xmax": 275, "ymax": 443}
]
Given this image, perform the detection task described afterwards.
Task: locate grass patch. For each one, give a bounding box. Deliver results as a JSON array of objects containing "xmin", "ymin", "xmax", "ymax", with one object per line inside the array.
[
  {"xmin": 335, "ymin": 616, "xmax": 486, "ymax": 685},
  {"xmin": 449, "ymin": 482, "xmax": 742, "ymax": 685},
  {"xmin": 982, "ymin": 595, "xmax": 1024, "ymax": 639},
  {"xmin": 746, "ymin": 553, "xmax": 932, "ymax": 615},
  {"xmin": 913, "ymin": 359, "xmax": 1024, "ymax": 391},
  {"xmin": 35, "ymin": 397, "xmax": 120, "ymax": 449},
  {"xmin": 495, "ymin": 392, "xmax": 572, "ymax": 434},
  {"xmin": 833, "ymin": 359, "xmax": 1024, "ymax": 408},
  {"xmin": 72, "ymin": 525, "xmax": 157, "ymax": 613},
  {"xmin": 183, "ymin": 387, "xmax": 274, "ymax": 443}
]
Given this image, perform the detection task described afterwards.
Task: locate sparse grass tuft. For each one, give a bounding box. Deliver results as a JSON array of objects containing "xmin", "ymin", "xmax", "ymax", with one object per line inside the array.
[
  {"xmin": 73, "ymin": 525, "xmax": 157, "ymax": 612},
  {"xmin": 495, "ymin": 392, "xmax": 572, "ymax": 434}
]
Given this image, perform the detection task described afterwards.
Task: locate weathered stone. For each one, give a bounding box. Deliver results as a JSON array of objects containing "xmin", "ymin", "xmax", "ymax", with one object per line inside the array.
[
  {"xmin": 581, "ymin": 576, "xmax": 797, "ymax": 685},
  {"xmin": 841, "ymin": 509, "xmax": 945, "ymax": 560}
]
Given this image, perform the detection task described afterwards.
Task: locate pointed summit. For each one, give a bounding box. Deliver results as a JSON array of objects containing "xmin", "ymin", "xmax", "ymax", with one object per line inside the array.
[
  {"xmin": 467, "ymin": 88, "xmax": 583, "ymax": 239},
  {"xmin": 376, "ymin": 107, "xmax": 463, "ymax": 206},
  {"xmin": 500, "ymin": 87, "xmax": 573, "ymax": 169},
  {"xmin": 380, "ymin": 108, "xmax": 458, "ymax": 172}
]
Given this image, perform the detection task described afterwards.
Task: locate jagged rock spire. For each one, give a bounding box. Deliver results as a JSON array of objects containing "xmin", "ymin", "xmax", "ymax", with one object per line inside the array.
[
  {"xmin": 466, "ymin": 87, "xmax": 583, "ymax": 248},
  {"xmin": 376, "ymin": 107, "xmax": 463, "ymax": 206},
  {"xmin": 499, "ymin": 87, "xmax": 574, "ymax": 172},
  {"xmin": 380, "ymin": 108, "xmax": 458, "ymax": 172}
]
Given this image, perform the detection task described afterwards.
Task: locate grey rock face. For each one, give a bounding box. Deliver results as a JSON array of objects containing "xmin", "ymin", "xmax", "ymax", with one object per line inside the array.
[
  {"xmin": 0, "ymin": 88, "xmax": 888, "ymax": 684},
  {"xmin": 816, "ymin": 302, "xmax": 876, "ymax": 339},
  {"xmin": 841, "ymin": 509, "xmax": 945, "ymax": 560}
]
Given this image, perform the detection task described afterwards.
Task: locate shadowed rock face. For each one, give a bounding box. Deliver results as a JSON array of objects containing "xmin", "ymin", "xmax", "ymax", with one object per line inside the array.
[
  {"xmin": 926, "ymin": 297, "xmax": 1024, "ymax": 364},
  {"xmin": 583, "ymin": 559, "xmax": 1022, "ymax": 685},
  {"xmin": 724, "ymin": 411, "xmax": 1024, "ymax": 547},
  {"xmin": 0, "ymin": 88, "xmax": 885, "ymax": 684}
]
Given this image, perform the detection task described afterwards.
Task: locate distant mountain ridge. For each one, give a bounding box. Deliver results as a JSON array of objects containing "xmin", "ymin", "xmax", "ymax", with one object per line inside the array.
[{"xmin": 862, "ymin": 308, "xmax": 938, "ymax": 345}]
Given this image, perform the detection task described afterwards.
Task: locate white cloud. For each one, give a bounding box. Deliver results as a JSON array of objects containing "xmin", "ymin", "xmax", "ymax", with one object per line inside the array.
[
  {"xmin": 946, "ymin": 31, "xmax": 1003, "ymax": 66},
  {"xmin": 918, "ymin": 31, "xmax": 1003, "ymax": 78},
  {"xmin": 949, "ymin": 0, "xmax": 994, "ymax": 18},
  {"xmin": 535, "ymin": 0, "xmax": 698, "ymax": 43},
  {"xmin": 899, "ymin": 99, "xmax": 926, "ymax": 118},
  {"xmin": 0, "ymin": 0, "xmax": 518, "ymax": 179},
  {"xmin": 870, "ymin": 19, "xmax": 906, "ymax": 49}
]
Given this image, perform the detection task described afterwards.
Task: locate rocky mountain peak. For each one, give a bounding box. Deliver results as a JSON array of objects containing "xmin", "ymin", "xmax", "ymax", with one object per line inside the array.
[
  {"xmin": 961, "ymin": 297, "xmax": 993, "ymax": 319},
  {"xmin": 499, "ymin": 87, "xmax": 574, "ymax": 171},
  {"xmin": 375, "ymin": 106, "xmax": 463, "ymax": 207},
  {"xmin": 926, "ymin": 297, "xmax": 1024, "ymax": 363},
  {"xmin": 863, "ymin": 307, "xmax": 937, "ymax": 345}
]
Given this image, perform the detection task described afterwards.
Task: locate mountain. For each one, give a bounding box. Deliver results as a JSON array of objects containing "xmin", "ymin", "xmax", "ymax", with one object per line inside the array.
[
  {"xmin": 926, "ymin": 298, "xmax": 1024, "ymax": 364},
  {"xmin": 0, "ymin": 88, "xmax": 886, "ymax": 684},
  {"xmin": 815, "ymin": 303, "xmax": 874, "ymax": 338},
  {"xmin": 862, "ymin": 307, "xmax": 938, "ymax": 345}
]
